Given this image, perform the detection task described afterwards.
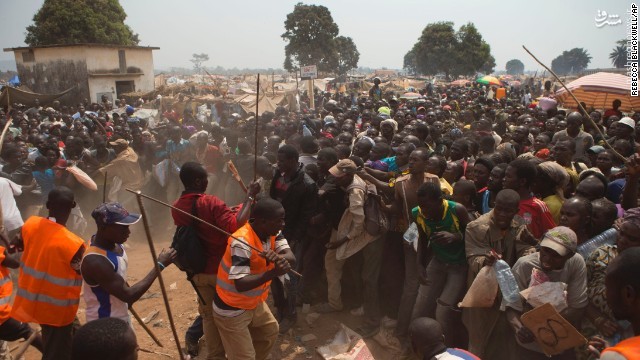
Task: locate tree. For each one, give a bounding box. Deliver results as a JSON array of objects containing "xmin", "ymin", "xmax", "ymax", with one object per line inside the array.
[
  {"xmin": 25, "ymin": 0, "xmax": 139, "ymax": 46},
  {"xmin": 404, "ymin": 22, "xmax": 494, "ymax": 78},
  {"xmin": 505, "ymin": 59, "xmax": 524, "ymax": 75},
  {"xmin": 551, "ymin": 48, "xmax": 592, "ymax": 75},
  {"xmin": 610, "ymin": 39, "xmax": 633, "ymax": 68},
  {"xmin": 403, "ymin": 47, "xmax": 418, "ymax": 75},
  {"xmin": 453, "ymin": 23, "xmax": 493, "ymax": 77},
  {"xmin": 480, "ymin": 54, "xmax": 496, "ymax": 74},
  {"xmin": 282, "ymin": 3, "xmax": 359, "ymax": 74},
  {"xmin": 610, "ymin": 45, "xmax": 627, "ymax": 68},
  {"xmin": 334, "ymin": 36, "xmax": 359, "ymax": 75},
  {"xmin": 190, "ymin": 53, "xmax": 209, "ymax": 73}
]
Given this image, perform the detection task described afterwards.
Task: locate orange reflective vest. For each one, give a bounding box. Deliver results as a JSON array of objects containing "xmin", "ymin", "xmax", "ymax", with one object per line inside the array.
[
  {"xmin": 602, "ymin": 336, "xmax": 640, "ymax": 359},
  {"xmin": 11, "ymin": 217, "xmax": 85, "ymax": 326},
  {"xmin": 0, "ymin": 246, "xmax": 12, "ymax": 324},
  {"xmin": 216, "ymin": 223, "xmax": 275, "ymax": 310}
]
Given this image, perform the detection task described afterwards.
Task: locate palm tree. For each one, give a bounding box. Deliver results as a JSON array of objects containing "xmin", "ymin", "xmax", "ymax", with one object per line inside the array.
[{"xmin": 610, "ymin": 45, "xmax": 627, "ymax": 68}]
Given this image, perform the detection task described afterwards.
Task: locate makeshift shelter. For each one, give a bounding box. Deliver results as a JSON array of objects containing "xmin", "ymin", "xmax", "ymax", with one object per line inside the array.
[
  {"xmin": 233, "ymin": 93, "xmax": 285, "ymax": 115},
  {"xmin": 0, "ymin": 86, "xmax": 75, "ymax": 107}
]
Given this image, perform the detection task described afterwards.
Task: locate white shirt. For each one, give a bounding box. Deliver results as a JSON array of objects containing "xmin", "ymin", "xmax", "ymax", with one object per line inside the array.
[{"xmin": 0, "ymin": 178, "xmax": 23, "ymax": 231}]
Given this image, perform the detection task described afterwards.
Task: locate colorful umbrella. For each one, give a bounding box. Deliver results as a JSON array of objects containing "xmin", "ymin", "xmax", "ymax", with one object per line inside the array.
[
  {"xmin": 476, "ymin": 75, "xmax": 502, "ymax": 86},
  {"xmin": 450, "ymin": 79, "xmax": 471, "ymax": 87},
  {"xmin": 509, "ymin": 80, "xmax": 522, "ymax": 88},
  {"xmin": 554, "ymin": 72, "xmax": 639, "ymax": 112}
]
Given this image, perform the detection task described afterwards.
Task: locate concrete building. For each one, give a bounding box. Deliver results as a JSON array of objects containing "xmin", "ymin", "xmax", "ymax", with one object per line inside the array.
[{"xmin": 3, "ymin": 43, "xmax": 159, "ymax": 103}]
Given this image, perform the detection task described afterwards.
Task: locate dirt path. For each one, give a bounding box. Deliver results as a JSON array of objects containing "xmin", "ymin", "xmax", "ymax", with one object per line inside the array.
[{"xmin": 17, "ymin": 233, "xmax": 401, "ymax": 359}]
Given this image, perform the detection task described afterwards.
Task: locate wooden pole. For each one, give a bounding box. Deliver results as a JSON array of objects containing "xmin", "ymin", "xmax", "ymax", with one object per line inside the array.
[
  {"xmin": 0, "ymin": 119, "xmax": 13, "ymax": 156},
  {"xmin": 254, "ymin": 74, "xmax": 260, "ymax": 181},
  {"xmin": 309, "ymin": 79, "xmax": 315, "ymax": 109},
  {"xmin": 227, "ymin": 160, "xmax": 248, "ymax": 193},
  {"xmin": 522, "ymin": 45, "xmax": 626, "ymax": 162},
  {"xmin": 139, "ymin": 348, "xmax": 173, "ymax": 358},
  {"xmin": 126, "ymin": 189, "xmax": 302, "ymax": 278},
  {"xmin": 12, "ymin": 330, "xmax": 39, "ymax": 359},
  {"xmin": 130, "ymin": 305, "xmax": 163, "ymax": 347},
  {"xmin": 102, "ymin": 171, "xmax": 108, "ymax": 203},
  {"xmin": 134, "ymin": 192, "xmax": 185, "ymax": 360}
]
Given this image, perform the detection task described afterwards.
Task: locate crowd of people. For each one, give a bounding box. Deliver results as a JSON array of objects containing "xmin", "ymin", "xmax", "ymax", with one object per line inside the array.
[{"xmin": 0, "ymin": 78, "xmax": 639, "ymax": 360}]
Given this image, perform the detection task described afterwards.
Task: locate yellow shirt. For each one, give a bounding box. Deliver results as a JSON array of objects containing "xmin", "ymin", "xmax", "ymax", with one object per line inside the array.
[
  {"xmin": 543, "ymin": 194, "xmax": 563, "ymax": 225},
  {"xmin": 440, "ymin": 177, "xmax": 453, "ymax": 196}
]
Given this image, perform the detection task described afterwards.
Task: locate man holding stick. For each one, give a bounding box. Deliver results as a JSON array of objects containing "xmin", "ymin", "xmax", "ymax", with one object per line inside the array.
[
  {"xmin": 212, "ymin": 198, "xmax": 295, "ymax": 359},
  {"xmin": 172, "ymin": 162, "xmax": 260, "ymax": 359},
  {"xmin": 80, "ymin": 202, "xmax": 177, "ymax": 323}
]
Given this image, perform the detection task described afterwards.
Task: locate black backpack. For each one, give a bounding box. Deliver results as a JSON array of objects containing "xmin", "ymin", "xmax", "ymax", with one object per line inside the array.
[{"xmin": 171, "ymin": 196, "xmax": 207, "ymax": 276}]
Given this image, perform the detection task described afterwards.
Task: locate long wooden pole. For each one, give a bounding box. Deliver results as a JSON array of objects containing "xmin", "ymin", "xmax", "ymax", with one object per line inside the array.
[
  {"xmin": 126, "ymin": 189, "xmax": 302, "ymax": 278},
  {"xmin": 254, "ymin": 74, "xmax": 260, "ymax": 181},
  {"xmin": 12, "ymin": 330, "xmax": 39, "ymax": 359},
  {"xmin": 0, "ymin": 119, "xmax": 13, "ymax": 156},
  {"xmin": 130, "ymin": 305, "xmax": 163, "ymax": 347},
  {"xmin": 522, "ymin": 45, "xmax": 627, "ymax": 162},
  {"xmin": 102, "ymin": 171, "xmax": 108, "ymax": 203},
  {"xmin": 227, "ymin": 160, "xmax": 248, "ymax": 193},
  {"xmin": 134, "ymin": 193, "xmax": 185, "ymax": 360}
]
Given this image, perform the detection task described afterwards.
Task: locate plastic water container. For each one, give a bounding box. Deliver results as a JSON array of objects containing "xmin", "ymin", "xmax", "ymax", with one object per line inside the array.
[
  {"xmin": 403, "ymin": 222, "xmax": 420, "ymax": 251},
  {"xmin": 302, "ymin": 124, "xmax": 312, "ymax": 137},
  {"xmin": 577, "ymin": 228, "xmax": 617, "ymax": 259},
  {"xmin": 494, "ymin": 259, "xmax": 521, "ymax": 304}
]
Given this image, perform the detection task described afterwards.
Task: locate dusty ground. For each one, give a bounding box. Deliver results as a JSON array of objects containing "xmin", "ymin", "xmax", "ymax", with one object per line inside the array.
[{"xmin": 16, "ymin": 232, "xmax": 402, "ymax": 360}]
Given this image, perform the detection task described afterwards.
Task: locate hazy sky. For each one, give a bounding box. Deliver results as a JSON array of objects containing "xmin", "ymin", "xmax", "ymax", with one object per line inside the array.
[{"xmin": 0, "ymin": 0, "xmax": 627, "ymax": 72}]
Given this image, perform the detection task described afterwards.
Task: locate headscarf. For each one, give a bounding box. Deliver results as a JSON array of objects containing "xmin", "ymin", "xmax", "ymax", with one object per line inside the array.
[
  {"xmin": 380, "ymin": 119, "xmax": 398, "ymax": 132},
  {"xmin": 378, "ymin": 106, "xmax": 391, "ymax": 116},
  {"xmin": 538, "ymin": 161, "xmax": 570, "ymax": 200}
]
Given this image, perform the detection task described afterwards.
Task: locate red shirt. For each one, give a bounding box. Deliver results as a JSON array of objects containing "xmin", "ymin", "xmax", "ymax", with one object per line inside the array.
[
  {"xmin": 172, "ymin": 193, "xmax": 240, "ymax": 274},
  {"xmin": 518, "ymin": 197, "xmax": 556, "ymax": 239}
]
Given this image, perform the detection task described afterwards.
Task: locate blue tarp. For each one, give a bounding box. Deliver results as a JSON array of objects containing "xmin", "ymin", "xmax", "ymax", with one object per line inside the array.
[{"xmin": 7, "ymin": 75, "xmax": 19, "ymax": 86}]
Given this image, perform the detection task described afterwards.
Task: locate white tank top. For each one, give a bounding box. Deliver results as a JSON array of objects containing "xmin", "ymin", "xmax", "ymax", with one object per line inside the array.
[{"xmin": 81, "ymin": 244, "xmax": 130, "ymax": 324}]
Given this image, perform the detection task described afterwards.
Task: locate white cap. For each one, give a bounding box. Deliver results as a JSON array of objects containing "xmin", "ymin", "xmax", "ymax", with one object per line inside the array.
[{"xmin": 618, "ymin": 117, "xmax": 635, "ymax": 129}]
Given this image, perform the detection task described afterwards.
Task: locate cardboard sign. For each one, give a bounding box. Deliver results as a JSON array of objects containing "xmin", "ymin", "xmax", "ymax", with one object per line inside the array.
[
  {"xmin": 301, "ymin": 65, "xmax": 317, "ymax": 80},
  {"xmin": 521, "ymin": 303, "xmax": 587, "ymax": 356}
]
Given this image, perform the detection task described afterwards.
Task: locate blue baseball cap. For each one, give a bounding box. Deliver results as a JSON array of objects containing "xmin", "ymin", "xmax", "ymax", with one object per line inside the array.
[{"xmin": 92, "ymin": 202, "xmax": 141, "ymax": 226}]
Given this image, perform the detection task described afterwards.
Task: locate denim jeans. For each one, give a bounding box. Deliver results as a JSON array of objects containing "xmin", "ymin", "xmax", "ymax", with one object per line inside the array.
[{"xmin": 412, "ymin": 257, "xmax": 468, "ymax": 347}]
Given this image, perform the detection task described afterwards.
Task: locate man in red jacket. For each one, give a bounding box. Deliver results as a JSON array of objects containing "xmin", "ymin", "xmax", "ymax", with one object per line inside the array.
[{"xmin": 172, "ymin": 162, "xmax": 259, "ymax": 359}]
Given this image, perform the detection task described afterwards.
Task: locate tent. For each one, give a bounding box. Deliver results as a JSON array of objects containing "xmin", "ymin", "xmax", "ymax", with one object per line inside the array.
[
  {"xmin": 0, "ymin": 86, "xmax": 75, "ymax": 107},
  {"xmin": 232, "ymin": 93, "xmax": 286, "ymax": 115}
]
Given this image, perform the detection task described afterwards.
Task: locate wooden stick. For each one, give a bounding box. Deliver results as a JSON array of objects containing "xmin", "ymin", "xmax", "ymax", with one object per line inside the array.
[
  {"xmin": 0, "ymin": 118, "xmax": 13, "ymax": 156},
  {"xmin": 130, "ymin": 305, "xmax": 163, "ymax": 347},
  {"xmin": 139, "ymin": 348, "xmax": 173, "ymax": 358},
  {"xmin": 12, "ymin": 330, "xmax": 39, "ymax": 359},
  {"xmin": 227, "ymin": 160, "xmax": 248, "ymax": 193},
  {"xmin": 125, "ymin": 189, "xmax": 302, "ymax": 278},
  {"xmin": 522, "ymin": 45, "xmax": 627, "ymax": 162},
  {"xmin": 102, "ymin": 170, "xmax": 108, "ymax": 203},
  {"xmin": 254, "ymin": 73, "xmax": 260, "ymax": 181},
  {"xmin": 134, "ymin": 193, "xmax": 185, "ymax": 360}
]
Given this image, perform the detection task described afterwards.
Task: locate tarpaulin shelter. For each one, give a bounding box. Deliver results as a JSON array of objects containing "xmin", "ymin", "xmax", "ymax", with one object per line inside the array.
[
  {"xmin": 0, "ymin": 86, "xmax": 75, "ymax": 107},
  {"xmin": 233, "ymin": 93, "xmax": 284, "ymax": 115}
]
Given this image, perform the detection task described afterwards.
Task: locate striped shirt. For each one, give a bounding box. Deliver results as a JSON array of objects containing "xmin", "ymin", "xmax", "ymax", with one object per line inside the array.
[{"xmin": 228, "ymin": 231, "xmax": 290, "ymax": 280}]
